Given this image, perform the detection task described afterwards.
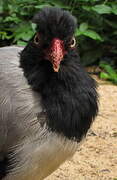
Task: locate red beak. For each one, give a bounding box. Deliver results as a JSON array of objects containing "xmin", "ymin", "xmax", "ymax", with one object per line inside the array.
[{"xmin": 46, "ymin": 38, "xmax": 66, "ymax": 72}]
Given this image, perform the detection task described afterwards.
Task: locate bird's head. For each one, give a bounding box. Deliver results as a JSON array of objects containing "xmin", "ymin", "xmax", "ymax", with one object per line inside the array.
[{"xmin": 30, "ymin": 7, "xmax": 77, "ymax": 72}]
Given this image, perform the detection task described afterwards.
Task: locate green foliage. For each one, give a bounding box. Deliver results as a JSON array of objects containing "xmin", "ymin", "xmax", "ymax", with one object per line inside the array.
[
  {"xmin": 76, "ymin": 22, "xmax": 103, "ymax": 41},
  {"xmin": 0, "ymin": 0, "xmax": 117, "ymax": 83},
  {"xmin": 75, "ymin": 0, "xmax": 117, "ymax": 69},
  {"xmin": 100, "ymin": 62, "xmax": 117, "ymax": 84}
]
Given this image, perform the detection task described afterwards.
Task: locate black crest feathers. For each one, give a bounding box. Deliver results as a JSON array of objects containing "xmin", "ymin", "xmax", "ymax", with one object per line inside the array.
[{"xmin": 32, "ymin": 7, "xmax": 77, "ymax": 40}]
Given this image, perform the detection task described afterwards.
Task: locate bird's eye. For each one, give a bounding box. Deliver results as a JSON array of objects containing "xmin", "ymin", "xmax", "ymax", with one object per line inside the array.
[
  {"xmin": 69, "ymin": 37, "xmax": 76, "ymax": 48},
  {"xmin": 34, "ymin": 33, "xmax": 40, "ymax": 45}
]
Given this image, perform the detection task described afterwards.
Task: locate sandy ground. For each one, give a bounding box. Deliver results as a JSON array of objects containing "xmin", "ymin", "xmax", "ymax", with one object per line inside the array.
[{"xmin": 46, "ymin": 77, "xmax": 117, "ymax": 180}]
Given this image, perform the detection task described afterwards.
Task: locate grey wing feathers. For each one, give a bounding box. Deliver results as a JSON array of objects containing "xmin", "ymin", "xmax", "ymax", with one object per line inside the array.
[
  {"xmin": 0, "ymin": 46, "xmax": 23, "ymax": 65},
  {"xmin": 0, "ymin": 46, "xmax": 44, "ymax": 151}
]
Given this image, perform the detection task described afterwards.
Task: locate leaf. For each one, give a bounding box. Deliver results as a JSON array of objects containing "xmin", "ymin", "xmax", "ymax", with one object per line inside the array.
[
  {"xmin": 17, "ymin": 40, "xmax": 27, "ymax": 46},
  {"xmin": 35, "ymin": 4, "xmax": 51, "ymax": 9},
  {"xmin": 76, "ymin": 28, "xmax": 103, "ymax": 41},
  {"xmin": 51, "ymin": 0, "xmax": 70, "ymax": 9},
  {"xmin": 100, "ymin": 72, "xmax": 110, "ymax": 79},
  {"xmin": 100, "ymin": 63, "xmax": 117, "ymax": 83},
  {"xmin": 31, "ymin": 23, "xmax": 37, "ymax": 32},
  {"xmin": 111, "ymin": 4, "xmax": 117, "ymax": 15},
  {"xmin": 92, "ymin": 4, "xmax": 112, "ymax": 14},
  {"xmin": 4, "ymin": 14, "xmax": 21, "ymax": 23},
  {"xmin": 83, "ymin": 30, "xmax": 103, "ymax": 41},
  {"xmin": 79, "ymin": 23, "xmax": 88, "ymax": 32},
  {"xmin": 75, "ymin": 29, "xmax": 81, "ymax": 36},
  {"xmin": 0, "ymin": 31, "xmax": 13, "ymax": 40},
  {"xmin": 12, "ymin": 22, "xmax": 34, "ymax": 42},
  {"xmin": 82, "ymin": 6, "xmax": 91, "ymax": 11},
  {"xmin": 100, "ymin": 63, "xmax": 116, "ymax": 75}
]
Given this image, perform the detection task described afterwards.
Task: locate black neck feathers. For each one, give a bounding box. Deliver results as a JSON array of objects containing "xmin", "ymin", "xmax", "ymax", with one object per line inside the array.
[{"xmin": 20, "ymin": 44, "xmax": 98, "ymax": 142}]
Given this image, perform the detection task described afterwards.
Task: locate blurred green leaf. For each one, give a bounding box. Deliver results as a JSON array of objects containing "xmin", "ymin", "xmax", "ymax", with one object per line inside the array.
[
  {"xmin": 51, "ymin": 0, "xmax": 70, "ymax": 9},
  {"xmin": 17, "ymin": 40, "xmax": 27, "ymax": 46},
  {"xmin": 82, "ymin": 30, "xmax": 103, "ymax": 41},
  {"xmin": 111, "ymin": 4, "xmax": 117, "ymax": 15},
  {"xmin": 4, "ymin": 14, "xmax": 21, "ymax": 23},
  {"xmin": 12, "ymin": 23, "xmax": 34, "ymax": 42},
  {"xmin": 100, "ymin": 63, "xmax": 117, "ymax": 84},
  {"xmin": 100, "ymin": 72, "xmax": 110, "ymax": 79},
  {"xmin": 76, "ymin": 28, "xmax": 103, "ymax": 41},
  {"xmin": 31, "ymin": 23, "xmax": 37, "ymax": 32},
  {"xmin": 0, "ymin": 31, "xmax": 13, "ymax": 40},
  {"xmin": 35, "ymin": 4, "xmax": 51, "ymax": 9},
  {"xmin": 79, "ymin": 22, "xmax": 88, "ymax": 32},
  {"xmin": 92, "ymin": 4, "xmax": 112, "ymax": 14},
  {"xmin": 82, "ymin": 5, "xmax": 91, "ymax": 11},
  {"xmin": 100, "ymin": 63, "xmax": 117, "ymax": 77}
]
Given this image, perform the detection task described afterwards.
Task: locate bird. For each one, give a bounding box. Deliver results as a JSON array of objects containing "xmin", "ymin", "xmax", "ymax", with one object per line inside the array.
[{"xmin": 0, "ymin": 7, "xmax": 98, "ymax": 180}]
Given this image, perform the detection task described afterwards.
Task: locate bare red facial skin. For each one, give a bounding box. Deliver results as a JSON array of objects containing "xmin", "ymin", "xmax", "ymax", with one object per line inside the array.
[{"xmin": 45, "ymin": 38, "xmax": 67, "ymax": 72}]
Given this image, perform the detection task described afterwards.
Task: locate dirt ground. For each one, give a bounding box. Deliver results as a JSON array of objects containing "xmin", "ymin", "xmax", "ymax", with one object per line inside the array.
[{"xmin": 46, "ymin": 77, "xmax": 117, "ymax": 180}]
